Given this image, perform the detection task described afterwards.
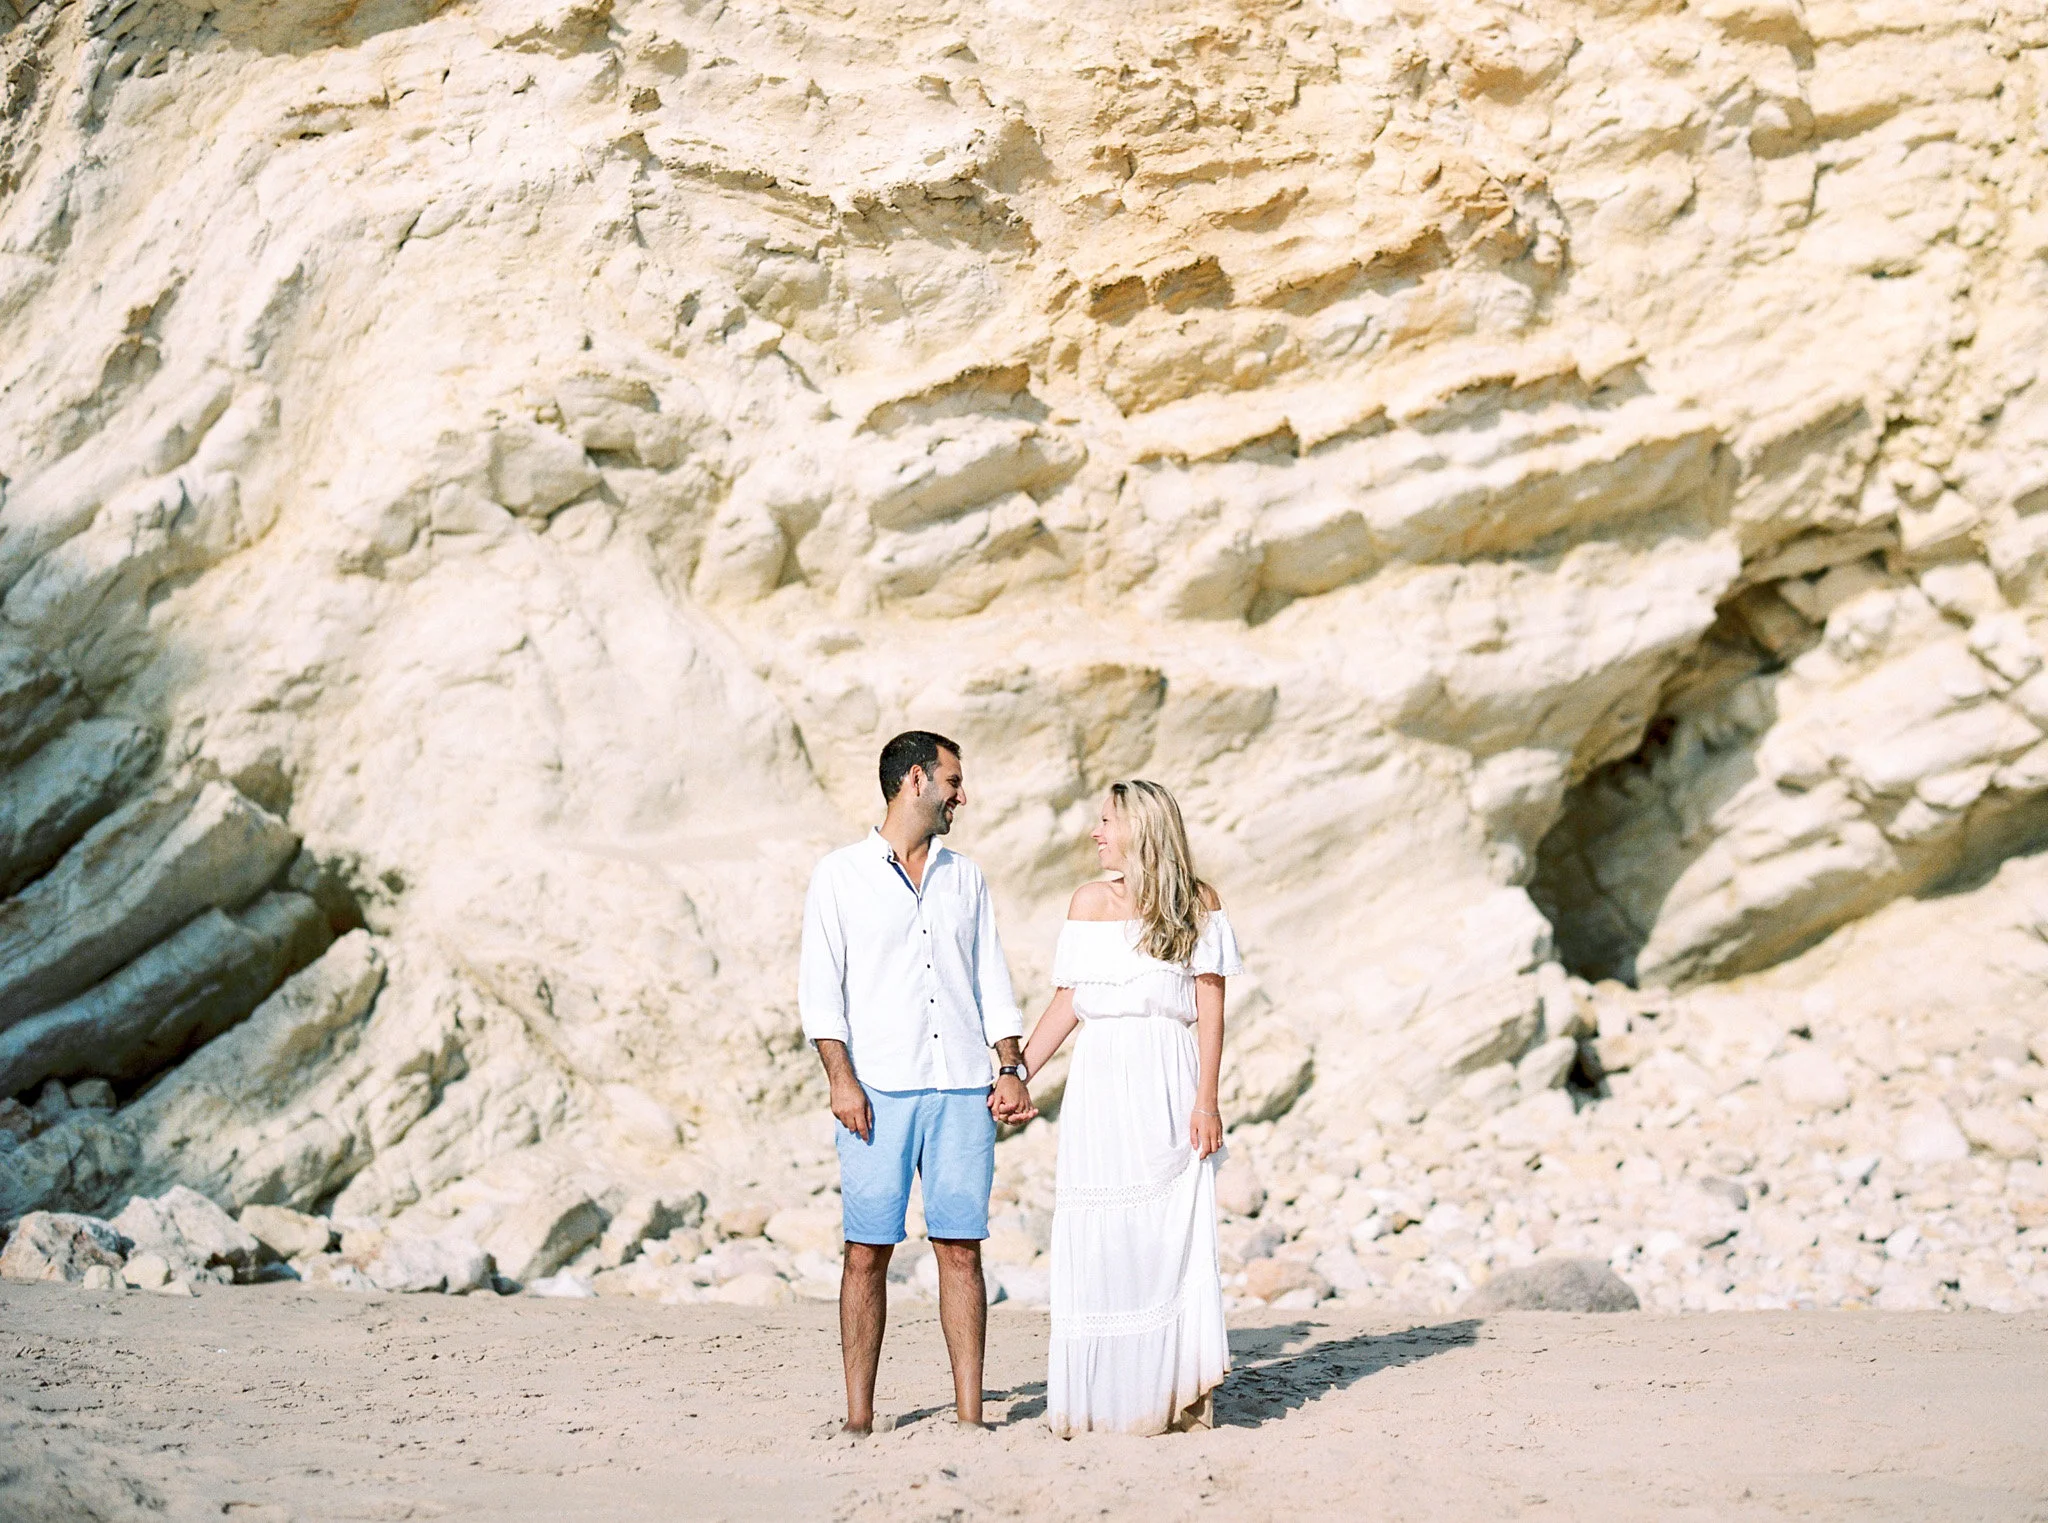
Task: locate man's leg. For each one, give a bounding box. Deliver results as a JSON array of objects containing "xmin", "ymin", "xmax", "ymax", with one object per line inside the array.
[
  {"xmin": 839, "ymin": 1241, "xmax": 893, "ymax": 1434},
  {"xmin": 834, "ymin": 1085, "xmax": 911, "ymax": 1436},
  {"xmin": 930, "ymin": 1238, "xmax": 987, "ymax": 1426}
]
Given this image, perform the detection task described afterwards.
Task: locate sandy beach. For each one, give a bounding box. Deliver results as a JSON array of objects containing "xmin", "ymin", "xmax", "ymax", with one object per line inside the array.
[{"xmin": 4, "ymin": 1283, "xmax": 2045, "ymax": 1522}]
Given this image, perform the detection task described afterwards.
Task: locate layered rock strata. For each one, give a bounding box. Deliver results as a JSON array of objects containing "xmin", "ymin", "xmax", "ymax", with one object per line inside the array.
[{"xmin": 0, "ymin": 0, "xmax": 2046, "ymax": 1311}]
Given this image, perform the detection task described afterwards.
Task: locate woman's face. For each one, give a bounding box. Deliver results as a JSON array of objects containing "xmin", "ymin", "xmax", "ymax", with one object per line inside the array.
[{"xmin": 1091, "ymin": 795, "xmax": 1128, "ymax": 873}]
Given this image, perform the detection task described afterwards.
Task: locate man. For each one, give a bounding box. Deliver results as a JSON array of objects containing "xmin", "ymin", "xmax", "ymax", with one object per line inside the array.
[{"xmin": 799, "ymin": 730, "xmax": 1034, "ymax": 1434}]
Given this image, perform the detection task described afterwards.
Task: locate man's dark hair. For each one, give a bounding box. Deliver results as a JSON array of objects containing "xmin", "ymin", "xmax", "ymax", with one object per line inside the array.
[{"xmin": 879, "ymin": 730, "xmax": 962, "ymax": 802}]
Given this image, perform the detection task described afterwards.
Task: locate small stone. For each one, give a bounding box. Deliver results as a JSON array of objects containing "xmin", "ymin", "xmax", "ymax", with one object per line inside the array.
[
  {"xmin": 239, "ymin": 1204, "xmax": 336, "ymax": 1261},
  {"xmin": 66, "ymin": 1078, "xmax": 116, "ymax": 1110},
  {"xmin": 994, "ymin": 1261, "xmax": 1050, "ymax": 1306},
  {"xmin": 122, "ymin": 1252, "xmax": 172, "ymax": 1289},
  {"xmin": 0, "ymin": 1212, "xmax": 130, "ymax": 1282},
  {"xmin": 525, "ymin": 1272, "xmax": 597, "ymax": 1299},
  {"xmin": 294, "ymin": 1254, "xmax": 377, "ymax": 1293},
  {"xmin": 1896, "ymin": 1104, "xmax": 1971, "ymax": 1166},
  {"xmin": 982, "ymin": 1227, "xmax": 1038, "ymax": 1265},
  {"xmin": 1960, "ymin": 1107, "xmax": 2039, "ymax": 1161},
  {"xmin": 152, "ymin": 1279, "xmax": 195, "ymax": 1298},
  {"xmin": 1466, "ymin": 1258, "xmax": 1640, "ymax": 1313},
  {"xmin": 716, "ymin": 1201, "xmax": 774, "ymax": 1239},
  {"xmin": 1240, "ymin": 1256, "xmax": 1330, "ymax": 1304},
  {"xmin": 338, "ymin": 1225, "xmax": 388, "ymax": 1264},
  {"xmin": 31, "ymin": 1077, "xmax": 70, "ymax": 1125},
  {"xmin": 1694, "ymin": 1176, "xmax": 1749, "ymax": 1212},
  {"xmin": 707, "ymin": 1271, "xmax": 791, "ymax": 1306},
  {"xmin": 80, "ymin": 1264, "xmax": 116, "ymax": 1291},
  {"xmin": 1772, "ymin": 1046, "xmax": 1851, "ymax": 1113},
  {"xmin": 0, "ymin": 1098, "xmax": 33, "ymax": 1141},
  {"xmin": 1215, "ymin": 1157, "xmax": 1266, "ymax": 1218}
]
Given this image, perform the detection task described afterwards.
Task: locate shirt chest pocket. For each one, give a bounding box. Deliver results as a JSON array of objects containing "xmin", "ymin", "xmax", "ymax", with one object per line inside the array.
[{"xmin": 929, "ymin": 884, "xmax": 979, "ymax": 958}]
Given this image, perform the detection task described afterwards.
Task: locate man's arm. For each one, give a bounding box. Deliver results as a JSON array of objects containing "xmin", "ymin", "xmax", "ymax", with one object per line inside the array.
[
  {"xmin": 799, "ymin": 865, "xmax": 871, "ymax": 1140},
  {"xmin": 972, "ymin": 875, "xmax": 1029, "ymax": 1120},
  {"xmin": 816, "ymin": 1038, "xmax": 873, "ymax": 1142},
  {"xmin": 990, "ymin": 1035, "xmax": 1030, "ymax": 1123}
]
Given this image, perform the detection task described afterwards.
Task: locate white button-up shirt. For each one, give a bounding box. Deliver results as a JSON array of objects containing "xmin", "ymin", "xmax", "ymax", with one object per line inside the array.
[{"xmin": 799, "ymin": 829, "xmax": 1023, "ymax": 1091}]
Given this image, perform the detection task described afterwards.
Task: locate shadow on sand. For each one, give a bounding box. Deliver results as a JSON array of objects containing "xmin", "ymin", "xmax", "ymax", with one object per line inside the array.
[
  {"xmin": 948, "ymin": 1319, "xmax": 1482, "ymax": 1432},
  {"xmin": 1217, "ymin": 1319, "xmax": 1482, "ymax": 1429}
]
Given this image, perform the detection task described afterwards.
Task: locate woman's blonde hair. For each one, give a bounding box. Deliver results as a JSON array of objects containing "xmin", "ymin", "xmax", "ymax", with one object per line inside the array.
[{"xmin": 1109, "ymin": 779, "xmax": 1211, "ymax": 966}]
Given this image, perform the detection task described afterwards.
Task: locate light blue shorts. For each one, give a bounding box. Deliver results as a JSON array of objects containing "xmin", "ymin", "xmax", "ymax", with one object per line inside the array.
[{"xmin": 837, "ymin": 1086, "xmax": 995, "ymax": 1245}]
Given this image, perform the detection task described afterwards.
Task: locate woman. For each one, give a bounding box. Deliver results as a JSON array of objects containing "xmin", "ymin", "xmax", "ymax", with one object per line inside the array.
[{"xmin": 1016, "ymin": 778, "xmax": 1241, "ymax": 1436}]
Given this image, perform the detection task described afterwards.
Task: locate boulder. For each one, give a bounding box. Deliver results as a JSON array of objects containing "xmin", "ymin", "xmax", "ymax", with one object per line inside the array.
[
  {"xmin": 0, "ymin": 892, "xmax": 330, "ymax": 1100},
  {"xmin": 592, "ymin": 1191, "xmax": 707, "ymax": 1268},
  {"xmin": 1240, "ymin": 1255, "xmax": 1330, "ymax": 1304},
  {"xmin": 764, "ymin": 1203, "xmax": 844, "ymax": 1258},
  {"xmin": 1960, "ymin": 1107, "xmax": 2040, "ymax": 1161},
  {"xmin": 366, "ymin": 1234, "xmax": 493, "ymax": 1293},
  {"xmin": 1215, "ymin": 1156, "xmax": 1266, "ymax": 1218},
  {"xmin": 239, "ymin": 1203, "xmax": 335, "ymax": 1260},
  {"xmin": 1218, "ymin": 1019, "xmax": 1314, "ymax": 1125},
  {"xmin": 1393, "ymin": 976, "xmax": 1544, "ymax": 1106},
  {"xmin": 1466, "ymin": 1258, "xmax": 1641, "ymax": 1313},
  {"xmin": 0, "ymin": 780, "xmax": 299, "ymax": 1031},
  {"xmin": 707, "ymin": 1271, "xmax": 793, "ymax": 1306},
  {"xmin": 116, "ymin": 932, "xmax": 386, "ymax": 1206},
  {"xmin": 478, "ymin": 1191, "xmax": 607, "ymax": 1283},
  {"xmin": 1515, "ymin": 1036, "xmax": 1580, "ymax": 1093},
  {"xmin": 111, "ymin": 1185, "xmax": 261, "ymax": 1283},
  {"xmin": 0, "ymin": 1211, "xmax": 129, "ymax": 1282},
  {"xmin": 0, "ymin": 718, "xmax": 161, "ymax": 898},
  {"xmin": 0, "ymin": 1108, "xmax": 134, "ymax": 1221}
]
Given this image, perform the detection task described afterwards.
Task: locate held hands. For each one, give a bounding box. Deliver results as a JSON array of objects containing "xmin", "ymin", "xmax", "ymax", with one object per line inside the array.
[
  {"xmin": 989, "ymin": 1073, "xmax": 1036, "ymax": 1126},
  {"xmin": 830, "ymin": 1077, "xmax": 874, "ymax": 1142},
  {"xmin": 1189, "ymin": 1106, "xmax": 1223, "ymax": 1159}
]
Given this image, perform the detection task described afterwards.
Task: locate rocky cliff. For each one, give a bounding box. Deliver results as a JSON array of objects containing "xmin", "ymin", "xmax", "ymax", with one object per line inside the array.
[{"xmin": 2, "ymin": 0, "xmax": 2047, "ymax": 1311}]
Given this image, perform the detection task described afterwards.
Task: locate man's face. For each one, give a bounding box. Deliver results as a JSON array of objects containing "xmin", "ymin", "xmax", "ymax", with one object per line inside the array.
[{"xmin": 914, "ymin": 749, "xmax": 966, "ymax": 834}]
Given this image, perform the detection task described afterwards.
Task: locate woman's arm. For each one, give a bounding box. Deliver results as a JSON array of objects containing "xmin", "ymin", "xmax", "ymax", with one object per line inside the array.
[
  {"xmin": 1022, "ymin": 986, "xmax": 1079, "ymax": 1087},
  {"xmin": 1189, "ymin": 973, "xmax": 1226, "ymax": 1158},
  {"xmin": 996, "ymin": 987, "xmax": 1079, "ymax": 1124}
]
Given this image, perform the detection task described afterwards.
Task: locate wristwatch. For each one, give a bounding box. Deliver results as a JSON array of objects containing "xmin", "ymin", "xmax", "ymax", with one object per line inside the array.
[{"xmin": 998, "ymin": 1063, "xmax": 1028, "ymax": 1082}]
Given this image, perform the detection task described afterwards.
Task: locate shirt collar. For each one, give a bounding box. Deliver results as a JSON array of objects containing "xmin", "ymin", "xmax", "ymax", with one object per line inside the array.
[{"xmin": 868, "ymin": 827, "xmax": 948, "ymax": 867}]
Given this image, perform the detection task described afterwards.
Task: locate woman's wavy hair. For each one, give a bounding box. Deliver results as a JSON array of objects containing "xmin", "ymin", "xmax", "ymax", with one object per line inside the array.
[{"xmin": 1109, "ymin": 779, "xmax": 1211, "ymax": 966}]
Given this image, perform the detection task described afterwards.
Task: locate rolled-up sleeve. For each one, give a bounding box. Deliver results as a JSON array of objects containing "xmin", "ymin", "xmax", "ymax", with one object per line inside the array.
[
  {"xmin": 798, "ymin": 863, "xmax": 851, "ymax": 1047},
  {"xmin": 972, "ymin": 875, "xmax": 1024, "ymax": 1045}
]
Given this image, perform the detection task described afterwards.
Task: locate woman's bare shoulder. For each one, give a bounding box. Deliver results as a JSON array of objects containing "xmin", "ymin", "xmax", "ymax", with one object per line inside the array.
[
  {"xmin": 1198, "ymin": 882, "xmax": 1223, "ymax": 912},
  {"xmin": 1068, "ymin": 880, "xmax": 1125, "ymax": 921}
]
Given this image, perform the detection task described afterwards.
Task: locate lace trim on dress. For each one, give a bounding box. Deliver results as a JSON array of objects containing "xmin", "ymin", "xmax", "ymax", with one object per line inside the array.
[
  {"xmin": 1055, "ymin": 1152, "xmax": 1197, "ymax": 1212},
  {"xmin": 1050, "ymin": 1288, "xmax": 1187, "ymax": 1341}
]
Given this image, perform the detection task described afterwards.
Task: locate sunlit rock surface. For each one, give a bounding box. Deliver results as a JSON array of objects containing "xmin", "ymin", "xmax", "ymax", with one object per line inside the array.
[{"xmin": 2, "ymin": 0, "xmax": 2047, "ymax": 1309}]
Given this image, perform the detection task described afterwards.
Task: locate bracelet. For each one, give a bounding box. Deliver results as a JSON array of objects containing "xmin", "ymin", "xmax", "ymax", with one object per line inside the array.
[{"xmin": 1193, "ymin": 1107, "xmax": 1221, "ymax": 1118}]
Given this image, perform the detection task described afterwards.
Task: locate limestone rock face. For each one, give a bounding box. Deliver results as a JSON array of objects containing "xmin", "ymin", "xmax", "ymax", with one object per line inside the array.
[{"xmin": 1, "ymin": 0, "xmax": 2047, "ymax": 1304}]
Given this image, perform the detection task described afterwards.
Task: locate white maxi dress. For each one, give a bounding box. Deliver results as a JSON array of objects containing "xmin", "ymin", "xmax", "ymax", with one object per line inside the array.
[{"xmin": 1046, "ymin": 912, "xmax": 1242, "ymax": 1436}]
